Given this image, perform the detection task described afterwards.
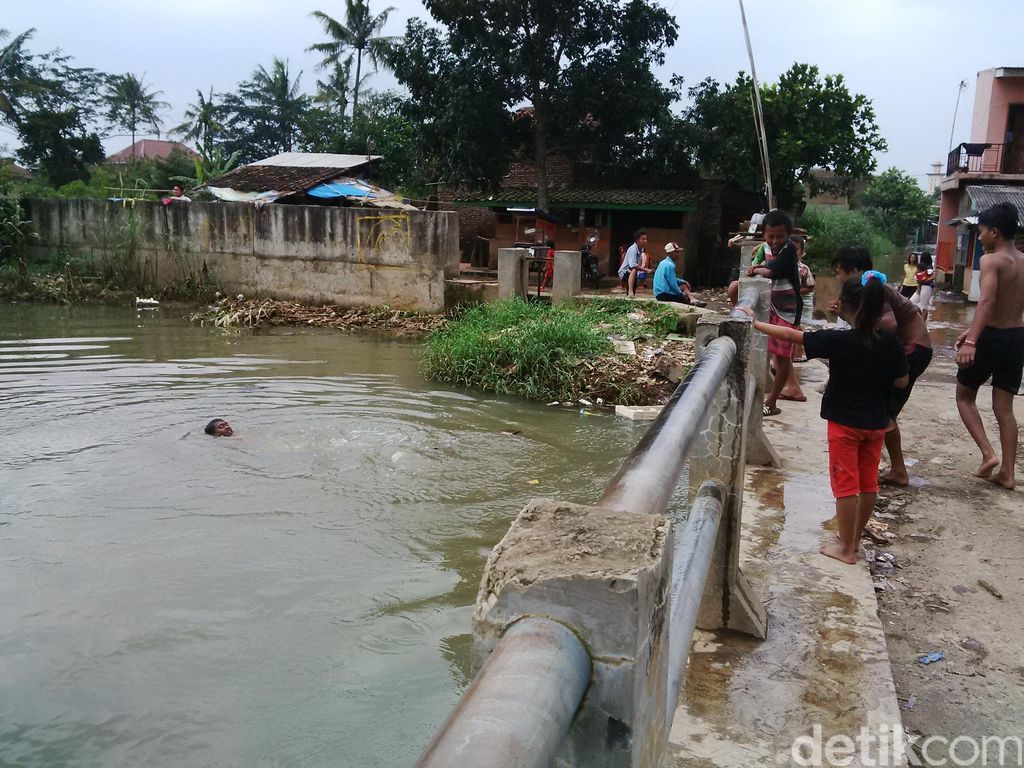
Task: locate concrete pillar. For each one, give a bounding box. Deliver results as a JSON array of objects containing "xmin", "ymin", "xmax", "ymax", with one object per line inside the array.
[
  {"xmin": 688, "ymin": 308, "xmax": 768, "ymax": 640},
  {"xmin": 739, "ymin": 242, "xmax": 758, "ymax": 271},
  {"xmin": 740, "ymin": 277, "xmax": 780, "ymax": 468},
  {"xmin": 552, "ymin": 249, "xmax": 581, "ymax": 304},
  {"xmin": 497, "ymin": 247, "xmax": 529, "ymax": 300},
  {"xmin": 473, "ymin": 498, "xmax": 673, "ymax": 768}
]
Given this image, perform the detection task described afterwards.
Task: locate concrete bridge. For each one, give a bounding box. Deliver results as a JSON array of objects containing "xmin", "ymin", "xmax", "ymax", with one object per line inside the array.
[{"xmin": 417, "ymin": 266, "xmax": 904, "ymax": 767}]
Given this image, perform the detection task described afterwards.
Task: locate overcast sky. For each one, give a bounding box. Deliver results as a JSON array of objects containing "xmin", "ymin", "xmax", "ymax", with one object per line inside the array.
[{"xmin": 3, "ymin": 0, "xmax": 1021, "ymax": 187}]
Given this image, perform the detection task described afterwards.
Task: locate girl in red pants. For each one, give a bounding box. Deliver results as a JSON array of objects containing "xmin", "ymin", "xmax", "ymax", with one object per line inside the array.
[{"xmin": 739, "ymin": 271, "xmax": 909, "ymax": 565}]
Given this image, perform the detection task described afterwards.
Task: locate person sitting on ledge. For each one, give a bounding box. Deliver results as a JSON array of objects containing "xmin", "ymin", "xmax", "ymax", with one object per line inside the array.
[
  {"xmin": 654, "ymin": 242, "xmax": 705, "ymax": 306},
  {"xmin": 204, "ymin": 419, "xmax": 234, "ymax": 437}
]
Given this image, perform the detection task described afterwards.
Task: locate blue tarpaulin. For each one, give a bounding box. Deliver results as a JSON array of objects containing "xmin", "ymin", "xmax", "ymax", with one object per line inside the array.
[{"xmin": 307, "ymin": 180, "xmax": 382, "ymax": 199}]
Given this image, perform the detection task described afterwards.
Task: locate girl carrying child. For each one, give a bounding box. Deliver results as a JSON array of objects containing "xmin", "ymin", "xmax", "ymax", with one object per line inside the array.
[{"xmin": 738, "ymin": 270, "xmax": 909, "ymax": 565}]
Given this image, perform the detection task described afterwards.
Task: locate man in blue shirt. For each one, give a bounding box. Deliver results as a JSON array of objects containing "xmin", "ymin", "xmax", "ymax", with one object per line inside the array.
[{"xmin": 654, "ymin": 242, "xmax": 698, "ymax": 304}]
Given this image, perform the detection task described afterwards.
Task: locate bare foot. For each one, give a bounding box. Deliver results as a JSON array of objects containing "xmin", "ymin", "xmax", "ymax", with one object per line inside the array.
[
  {"xmin": 975, "ymin": 456, "xmax": 1000, "ymax": 478},
  {"xmin": 879, "ymin": 469, "xmax": 909, "ymax": 486},
  {"xmin": 820, "ymin": 541, "xmax": 858, "ymax": 565},
  {"xmin": 988, "ymin": 472, "xmax": 1017, "ymax": 490}
]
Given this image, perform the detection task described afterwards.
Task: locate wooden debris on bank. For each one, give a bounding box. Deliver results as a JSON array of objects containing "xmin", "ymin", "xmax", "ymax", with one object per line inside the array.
[{"xmin": 192, "ymin": 297, "xmax": 448, "ymax": 337}]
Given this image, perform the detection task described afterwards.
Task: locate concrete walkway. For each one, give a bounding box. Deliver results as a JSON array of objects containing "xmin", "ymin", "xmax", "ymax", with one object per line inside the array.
[{"xmin": 668, "ymin": 361, "xmax": 906, "ymax": 767}]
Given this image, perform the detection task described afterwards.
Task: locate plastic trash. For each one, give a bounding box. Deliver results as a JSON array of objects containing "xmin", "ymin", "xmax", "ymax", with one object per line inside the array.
[{"xmin": 918, "ymin": 651, "xmax": 944, "ymax": 665}]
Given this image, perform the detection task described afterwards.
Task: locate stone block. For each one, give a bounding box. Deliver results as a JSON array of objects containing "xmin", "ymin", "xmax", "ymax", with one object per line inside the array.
[
  {"xmin": 497, "ymin": 247, "xmax": 529, "ymax": 300},
  {"xmin": 552, "ymin": 249, "xmax": 582, "ymax": 304},
  {"xmin": 473, "ymin": 499, "xmax": 673, "ymax": 768},
  {"xmin": 614, "ymin": 405, "xmax": 663, "ymax": 421}
]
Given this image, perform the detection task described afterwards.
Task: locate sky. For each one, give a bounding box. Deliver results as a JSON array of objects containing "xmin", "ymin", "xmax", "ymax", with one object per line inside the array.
[{"xmin": 3, "ymin": 0, "xmax": 1022, "ymax": 188}]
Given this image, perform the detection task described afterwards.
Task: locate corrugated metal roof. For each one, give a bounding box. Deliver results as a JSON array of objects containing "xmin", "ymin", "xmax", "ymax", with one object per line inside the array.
[
  {"xmin": 453, "ymin": 187, "xmax": 700, "ymax": 210},
  {"xmin": 251, "ymin": 152, "xmax": 381, "ymax": 168},
  {"xmin": 965, "ymin": 185, "xmax": 1024, "ymax": 220},
  {"xmin": 205, "ymin": 164, "xmax": 362, "ymax": 193}
]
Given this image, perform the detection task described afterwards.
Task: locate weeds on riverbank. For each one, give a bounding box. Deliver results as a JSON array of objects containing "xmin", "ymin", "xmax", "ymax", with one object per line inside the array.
[{"xmin": 422, "ymin": 298, "xmax": 686, "ymax": 405}]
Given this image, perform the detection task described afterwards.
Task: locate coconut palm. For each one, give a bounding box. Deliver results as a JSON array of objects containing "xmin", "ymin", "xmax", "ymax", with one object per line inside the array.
[
  {"xmin": 104, "ymin": 73, "xmax": 169, "ymax": 155},
  {"xmin": 172, "ymin": 87, "xmax": 223, "ymax": 157},
  {"xmin": 0, "ymin": 28, "xmax": 38, "ymax": 126},
  {"xmin": 220, "ymin": 58, "xmax": 309, "ymax": 161},
  {"xmin": 308, "ymin": 0, "xmax": 396, "ymax": 121}
]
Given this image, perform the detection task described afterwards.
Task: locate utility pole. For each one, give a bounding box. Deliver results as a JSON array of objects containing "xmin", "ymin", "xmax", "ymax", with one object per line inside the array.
[
  {"xmin": 948, "ymin": 80, "xmax": 968, "ymax": 153},
  {"xmin": 738, "ymin": 0, "xmax": 774, "ymax": 210}
]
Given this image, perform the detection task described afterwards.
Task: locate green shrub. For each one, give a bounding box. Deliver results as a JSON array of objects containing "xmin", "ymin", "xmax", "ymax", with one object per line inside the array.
[
  {"xmin": 799, "ymin": 205, "xmax": 898, "ymax": 277},
  {"xmin": 422, "ymin": 298, "xmax": 679, "ymax": 402}
]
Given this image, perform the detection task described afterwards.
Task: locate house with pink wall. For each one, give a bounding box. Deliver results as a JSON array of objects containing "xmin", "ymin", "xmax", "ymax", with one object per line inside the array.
[{"xmin": 937, "ymin": 67, "xmax": 1024, "ymax": 296}]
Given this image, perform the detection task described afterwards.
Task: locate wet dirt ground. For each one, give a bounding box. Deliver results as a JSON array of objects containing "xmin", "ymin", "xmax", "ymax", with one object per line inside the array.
[{"xmin": 871, "ymin": 300, "xmax": 1024, "ymax": 766}]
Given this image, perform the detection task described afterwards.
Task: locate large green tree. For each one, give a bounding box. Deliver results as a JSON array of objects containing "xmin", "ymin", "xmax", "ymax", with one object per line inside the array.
[
  {"xmin": 681, "ymin": 63, "xmax": 887, "ymax": 210},
  {"xmin": 859, "ymin": 168, "xmax": 932, "ymax": 246},
  {"xmin": 14, "ymin": 49, "xmax": 107, "ymax": 187},
  {"xmin": 389, "ymin": 0, "xmax": 678, "ymax": 208},
  {"xmin": 308, "ymin": 0, "xmax": 395, "ymax": 122},
  {"xmin": 104, "ymin": 73, "xmax": 169, "ymax": 153},
  {"xmin": 220, "ymin": 58, "xmax": 309, "ymax": 163}
]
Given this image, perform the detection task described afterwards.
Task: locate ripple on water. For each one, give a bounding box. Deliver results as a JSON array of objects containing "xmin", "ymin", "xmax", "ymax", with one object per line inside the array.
[{"xmin": 0, "ymin": 309, "xmax": 642, "ymax": 768}]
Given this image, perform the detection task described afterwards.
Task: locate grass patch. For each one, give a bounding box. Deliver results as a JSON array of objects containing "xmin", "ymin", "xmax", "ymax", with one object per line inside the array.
[{"xmin": 422, "ymin": 297, "xmax": 685, "ymax": 404}]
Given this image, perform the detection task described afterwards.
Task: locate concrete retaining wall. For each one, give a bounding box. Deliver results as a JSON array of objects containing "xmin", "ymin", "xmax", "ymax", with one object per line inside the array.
[{"xmin": 25, "ymin": 198, "xmax": 460, "ymax": 313}]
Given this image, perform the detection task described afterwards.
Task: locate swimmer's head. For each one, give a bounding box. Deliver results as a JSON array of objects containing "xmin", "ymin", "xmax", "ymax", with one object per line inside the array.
[{"xmin": 205, "ymin": 419, "xmax": 233, "ymax": 437}]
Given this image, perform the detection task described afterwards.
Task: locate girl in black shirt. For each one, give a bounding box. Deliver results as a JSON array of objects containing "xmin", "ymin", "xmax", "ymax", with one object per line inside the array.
[{"xmin": 738, "ymin": 272, "xmax": 909, "ymax": 565}]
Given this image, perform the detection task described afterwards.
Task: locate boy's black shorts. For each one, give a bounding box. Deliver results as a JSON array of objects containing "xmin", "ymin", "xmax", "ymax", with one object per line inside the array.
[
  {"xmin": 956, "ymin": 326, "xmax": 1024, "ymax": 394},
  {"xmin": 889, "ymin": 344, "xmax": 933, "ymax": 418}
]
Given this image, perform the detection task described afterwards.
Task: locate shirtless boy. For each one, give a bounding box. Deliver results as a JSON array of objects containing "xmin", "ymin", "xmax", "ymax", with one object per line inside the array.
[
  {"xmin": 955, "ymin": 202, "xmax": 1024, "ymax": 490},
  {"xmin": 831, "ymin": 246, "xmax": 933, "ymax": 486}
]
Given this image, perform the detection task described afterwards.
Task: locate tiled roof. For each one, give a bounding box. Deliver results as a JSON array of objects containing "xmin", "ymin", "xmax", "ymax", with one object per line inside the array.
[
  {"xmin": 205, "ymin": 164, "xmax": 363, "ymax": 193},
  {"xmin": 453, "ymin": 187, "xmax": 700, "ymax": 209},
  {"xmin": 965, "ymin": 185, "xmax": 1024, "ymax": 221},
  {"xmin": 105, "ymin": 140, "xmax": 197, "ymax": 163}
]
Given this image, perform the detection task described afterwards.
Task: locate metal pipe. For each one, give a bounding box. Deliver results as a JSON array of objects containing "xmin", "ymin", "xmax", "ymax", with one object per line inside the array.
[
  {"xmin": 664, "ymin": 481, "xmax": 725, "ymax": 718},
  {"xmin": 599, "ymin": 336, "xmax": 736, "ymax": 516},
  {"xmin": 416, "ymin": 617, "xmax": 591, "ymax": 768},
  {"xmin": 730, "ymin": 284, "xmax": 763, "ymax": 320}
]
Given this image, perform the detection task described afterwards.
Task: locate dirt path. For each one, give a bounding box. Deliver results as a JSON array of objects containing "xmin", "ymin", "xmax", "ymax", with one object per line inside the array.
[{"xmin": 870, "ymin": 352, "xmax": 1024, "ymax": 766}]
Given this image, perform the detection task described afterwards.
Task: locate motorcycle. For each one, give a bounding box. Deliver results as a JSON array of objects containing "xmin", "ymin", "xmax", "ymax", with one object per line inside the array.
[{"xmin": 580, "ymin": 242, "xmax": 603, "ymax": 289}]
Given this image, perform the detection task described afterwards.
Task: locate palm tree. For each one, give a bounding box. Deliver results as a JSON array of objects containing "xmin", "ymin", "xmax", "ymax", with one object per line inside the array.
[
  {"xmin": 104, "ymin": 73, "xmax": 169, "ymax": 155},
  {"xmin": 172, "ymin": 87, "xmax": 223, "ymax": 157},
  {"xmin": 0, "ymin": 28, "xmax": 38, "ymax": 127},
  {"xmin": 221, "ymin": 58, "xmax": 309, "ymax": 160},
  {"xmin": 308, "ymin": 0, "xmax": 396, "ymax": 121}
]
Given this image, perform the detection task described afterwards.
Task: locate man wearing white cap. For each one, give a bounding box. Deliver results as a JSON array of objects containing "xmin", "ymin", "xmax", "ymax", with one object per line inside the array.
[{"xmin": 654, "ymin": 242, "xmax": 702, "ymax": 305}]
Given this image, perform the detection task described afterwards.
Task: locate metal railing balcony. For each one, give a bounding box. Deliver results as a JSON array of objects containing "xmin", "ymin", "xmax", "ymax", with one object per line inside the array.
[{"xmin": 946, "ymin": 142, "xmax": 1005, "ymax": 176}]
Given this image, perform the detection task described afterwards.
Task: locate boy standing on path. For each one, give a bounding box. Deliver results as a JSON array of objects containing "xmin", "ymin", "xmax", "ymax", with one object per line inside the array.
[
  {"xmin": 955, "ymin": 202, "xmax": 1024, "ymax": 490},
  {"xmin": 748, "ymin": 209, "xmax": 804, "ymax": 415}
]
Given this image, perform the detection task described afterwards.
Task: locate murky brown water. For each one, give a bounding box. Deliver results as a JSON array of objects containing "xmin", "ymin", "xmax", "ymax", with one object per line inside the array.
[{"xmin": 0, "ymin": 303, "xmax": 658, "ymax": 768}]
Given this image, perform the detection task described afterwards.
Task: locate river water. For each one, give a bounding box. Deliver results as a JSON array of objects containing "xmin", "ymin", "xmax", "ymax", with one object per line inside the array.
[{"xmin": 0, "ymin": 304, "xmax": 659, "ymax": 768}]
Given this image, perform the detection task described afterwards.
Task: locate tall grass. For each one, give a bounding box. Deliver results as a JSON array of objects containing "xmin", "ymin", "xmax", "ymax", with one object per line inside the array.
[{"xmin": 422, "ymin": 298, "xmax": 679, "ymax": 402}]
